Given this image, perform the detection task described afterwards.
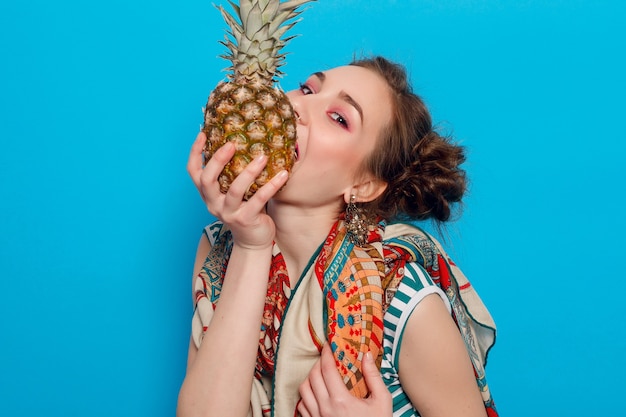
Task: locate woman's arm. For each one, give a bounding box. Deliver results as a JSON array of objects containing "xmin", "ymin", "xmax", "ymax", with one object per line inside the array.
[
  {"xmin": 184, "ymin": 234, "xmax": 211, "ymax": 373},
  {"xmin": 398, "ymin": 294, "xmax": 487, "ymax": 417},
  {"xmin": 177, "ymin": 134, "xmax": 289, "ymax": 417},
  {"xmin": 178, "ymin": 239, "xmax": 273, "ymax": 417}
]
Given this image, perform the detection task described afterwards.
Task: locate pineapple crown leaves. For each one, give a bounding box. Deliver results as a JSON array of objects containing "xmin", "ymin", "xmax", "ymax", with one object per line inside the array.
[{"xmin": 216, "ymin": 0, "xmax": 315, "ymax": 84}]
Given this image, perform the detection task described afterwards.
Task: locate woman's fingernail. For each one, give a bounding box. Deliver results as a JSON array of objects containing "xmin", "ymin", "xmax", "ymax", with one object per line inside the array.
[
  {"xmin": 254, "ymin": 154, "xmax": 267, "ymax": 164},
  {"xmin": 220, "ymin": 142, "xmax": 234, "ymax": 152}
]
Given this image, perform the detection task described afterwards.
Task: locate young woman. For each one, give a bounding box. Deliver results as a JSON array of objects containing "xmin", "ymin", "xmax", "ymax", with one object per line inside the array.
[{"xmin": 177, "ymin": 57, "xmax": 498, "ymax": 417}]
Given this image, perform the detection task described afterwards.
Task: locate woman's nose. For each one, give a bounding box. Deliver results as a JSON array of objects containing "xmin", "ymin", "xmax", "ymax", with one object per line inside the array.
[{"xmin": 287, "ymin": 94, "xmax": 308, "ymax": 125}]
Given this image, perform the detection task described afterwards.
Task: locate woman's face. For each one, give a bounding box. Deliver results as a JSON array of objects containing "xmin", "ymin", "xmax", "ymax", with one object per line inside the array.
[{"xmin": 277, "ymin": 65, "xmax": 393, "ymax": 208}]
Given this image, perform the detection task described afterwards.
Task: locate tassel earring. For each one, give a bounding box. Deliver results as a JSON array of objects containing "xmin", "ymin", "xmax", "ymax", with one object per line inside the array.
[{"xmin": 345, "ymin": 195, "xmax": 368, "ymax": 246}]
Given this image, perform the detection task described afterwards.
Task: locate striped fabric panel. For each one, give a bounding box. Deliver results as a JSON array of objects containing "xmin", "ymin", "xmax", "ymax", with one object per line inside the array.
[
  {"xmin": 381, "ymin": 262, "xmax": 451, "ymax": 417},
  {"xmin": 203, "ymin": 222, "xmax": 223, "ymax": 245}
]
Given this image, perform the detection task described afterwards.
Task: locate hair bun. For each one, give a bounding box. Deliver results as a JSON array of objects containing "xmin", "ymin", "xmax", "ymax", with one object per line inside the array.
[{"xmin": 404, "ymin": 131, "xmax": 466, "ymax": 221}]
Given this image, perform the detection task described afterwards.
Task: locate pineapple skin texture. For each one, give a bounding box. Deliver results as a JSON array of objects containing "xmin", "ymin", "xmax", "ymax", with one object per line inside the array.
[{"xmin": 202, "ymin": 80, "xmax": 297, "ymax": 200}]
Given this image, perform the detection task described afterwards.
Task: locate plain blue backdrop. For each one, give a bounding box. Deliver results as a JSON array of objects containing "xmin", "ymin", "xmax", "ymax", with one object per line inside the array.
[{"xmin": 1, "ymin": 0, "xmax": 625, "ymax": 415}]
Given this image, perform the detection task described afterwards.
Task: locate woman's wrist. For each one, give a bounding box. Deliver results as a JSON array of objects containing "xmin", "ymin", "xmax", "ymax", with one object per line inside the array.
[{"xmin": 232, "ymin": 240, "xmax": 274, "ymax": 253}]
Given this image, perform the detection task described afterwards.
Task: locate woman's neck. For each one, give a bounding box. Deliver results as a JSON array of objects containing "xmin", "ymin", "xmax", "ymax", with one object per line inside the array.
[{"xmin": 267, "ymin": 200, "xmax": 341, "ymax": 281}]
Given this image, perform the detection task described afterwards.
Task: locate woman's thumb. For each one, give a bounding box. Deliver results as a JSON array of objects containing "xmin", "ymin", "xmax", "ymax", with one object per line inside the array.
[{"xmin": 362, "ymin": 351, "xmax": 386, "ymax": 396}]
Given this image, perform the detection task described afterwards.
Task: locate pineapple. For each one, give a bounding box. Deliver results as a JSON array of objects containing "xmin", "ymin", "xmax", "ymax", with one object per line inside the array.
[{"xmin": 203, "ymin": 0, "xmax": 314, "ymax": 199}]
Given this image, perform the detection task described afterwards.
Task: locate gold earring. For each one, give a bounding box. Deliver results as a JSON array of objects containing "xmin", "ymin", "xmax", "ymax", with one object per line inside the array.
[{"xmin": 345, "ymin": 195, "xmax": 368, "ymax": 246}]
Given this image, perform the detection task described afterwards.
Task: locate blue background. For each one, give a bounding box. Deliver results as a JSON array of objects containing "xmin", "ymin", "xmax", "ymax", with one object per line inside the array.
[{"xmin": 1, "ymin": 0, "xmax": 624, "ymax": 415}]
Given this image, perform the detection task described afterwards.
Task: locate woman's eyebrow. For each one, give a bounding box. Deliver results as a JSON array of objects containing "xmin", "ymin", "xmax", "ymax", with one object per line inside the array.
[
  {"xmin": 339, "ymin": 92, "xmax": 363, "ymax": 125},
  {"xmin": 311, "ymin": 71, "xmax": 364, "ymax": 125},
  {"xmin": 312, "ymin": 71, "xmax": 326, "ymax": 82}
]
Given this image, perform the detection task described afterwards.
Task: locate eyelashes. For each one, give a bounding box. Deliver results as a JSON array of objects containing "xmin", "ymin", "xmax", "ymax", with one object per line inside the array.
[
  {"xmin": 297, "ymin": 82, "xmax": 350, "ymax": 129},
  {"xmin": 299, "ymin": 83, "xmax": 313, "ymax": 95}
]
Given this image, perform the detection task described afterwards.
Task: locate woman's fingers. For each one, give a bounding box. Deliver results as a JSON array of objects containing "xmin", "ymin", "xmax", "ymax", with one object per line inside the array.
[
  {"xmin": 306, "ymin": 355, "xmax": 330, "ymax": 405},
  {"xmin": 298, "ymin": 344, "xmax": 392, "ymax": 417},
  {"xmin": 200, "ymin": 141, "xmax": 236, "ymax": 187},
  {"xmin": 222, "ymin": 158, "xmax": 289, "ymax": 218},
  {"xmin": 361, "ymin": 351, "xmax": 390, "ymax": 403},
  {"xmin": 222, "ymin": 153, "xmax": 267, "ymax": 209},
  {"xmin": 187, "ymin": 132, "xmax": 207, "ymax": 189},
  {"xmin": 319, "ymin": 344, "xmax": 349, "ymax": 395},
  {"xmin": 297, "ymin": 402, "xmax": 312, "ymax": 417},
  {"xmin": 248, "ymin": 169, "xmax": 288, "ymax": 205},
  {"xmin": 198, "ymin": 141, "xmax": 236, "ymax": 204},
  {"xmin": 298, "ymin": 377, "xmax": 320, "ymax": 417},
  {"xmin": 194, "ymin": 136, "xmax": 288, "ymax": 209}
]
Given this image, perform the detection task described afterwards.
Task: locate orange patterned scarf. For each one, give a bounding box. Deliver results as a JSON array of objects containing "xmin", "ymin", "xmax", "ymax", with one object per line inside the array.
[{"xmin": 313, "ymin": 217, "xmax": 387, "ymax": 398}]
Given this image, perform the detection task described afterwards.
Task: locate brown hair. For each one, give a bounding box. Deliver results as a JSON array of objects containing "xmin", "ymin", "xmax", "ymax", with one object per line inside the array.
[{"xmin": 351, "ymin": 56, "xmax": 467, "ymax": 223}]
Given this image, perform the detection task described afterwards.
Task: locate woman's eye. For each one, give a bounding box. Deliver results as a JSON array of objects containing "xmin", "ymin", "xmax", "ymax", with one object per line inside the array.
[
  {"xmin": 299, "ymin": 83, "xmax": 313, "ymax": 95},
  {"xmin": 330, "ymin": 112, "xmax": 349, "ymax": 128}
]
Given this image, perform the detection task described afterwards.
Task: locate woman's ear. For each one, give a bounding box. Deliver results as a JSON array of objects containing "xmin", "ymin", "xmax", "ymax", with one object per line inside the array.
[{"xmin": 344, "ymin": 177, "xmax": 388, "ymax": 204}]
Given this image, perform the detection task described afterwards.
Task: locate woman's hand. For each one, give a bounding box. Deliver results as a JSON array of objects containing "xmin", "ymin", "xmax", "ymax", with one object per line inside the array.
[
  {"xmin": 187, "ymin": 133, "xmax": 289, "ymax": 250},
  {"xmin": 297, "ymin": 344, "xmax": 392, "ymax": 417}
]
